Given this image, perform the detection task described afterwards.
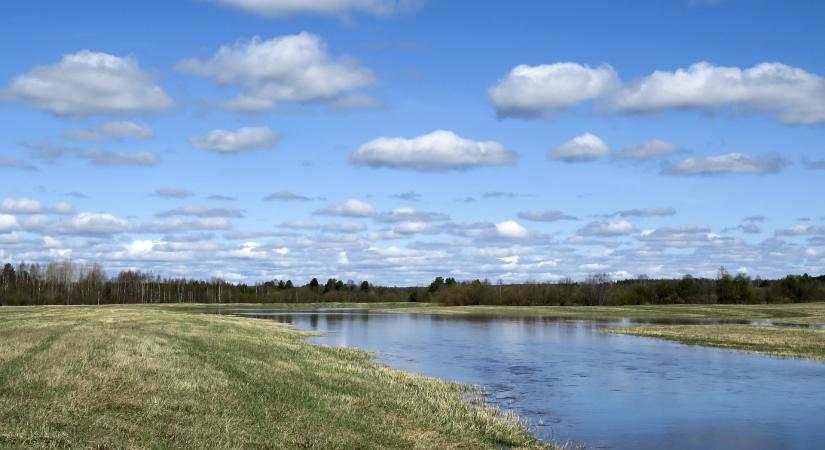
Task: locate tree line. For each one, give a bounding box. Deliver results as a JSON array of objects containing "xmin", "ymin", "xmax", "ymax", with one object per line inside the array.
[{"xmin": 0, "ymin": 261, "xmax": 823, "ymax": 306}]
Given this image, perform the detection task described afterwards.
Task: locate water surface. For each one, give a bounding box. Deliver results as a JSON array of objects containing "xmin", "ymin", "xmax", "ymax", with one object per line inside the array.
[{"xmin": 237, "ymin": 310, "xmax": 825, "ymax": 450}]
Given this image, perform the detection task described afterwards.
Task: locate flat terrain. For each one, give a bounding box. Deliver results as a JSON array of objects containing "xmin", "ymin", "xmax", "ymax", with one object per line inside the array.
[
  {"xmin": 167, "ymin": 302, "xmax": 825, "ymax": 361},
  {"xmin": 164, "ymin": 302, "xmax": 825, "ymax": 324},
  {"xmin": 609, "ymin": 324, "xmax": 825, "ymax": 361},
  {"xmin": 0, "ymin": 306, "xmax": 546, "ymax": 449}
]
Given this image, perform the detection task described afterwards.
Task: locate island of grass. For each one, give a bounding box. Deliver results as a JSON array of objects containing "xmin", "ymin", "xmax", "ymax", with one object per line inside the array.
[{"xmin": 0, "ymin": 306, "xmax": 548, "ymax": 449}]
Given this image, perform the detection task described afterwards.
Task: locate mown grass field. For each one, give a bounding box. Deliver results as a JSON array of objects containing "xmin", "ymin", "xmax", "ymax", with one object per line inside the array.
[{"xmin": 0, "ymin": 306, "xmax": 548, "ymax": 449}]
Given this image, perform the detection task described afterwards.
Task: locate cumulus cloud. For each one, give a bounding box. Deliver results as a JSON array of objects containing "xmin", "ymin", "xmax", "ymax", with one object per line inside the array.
[
  {"xmin": 314, "ymin": 199, "xmax": 374, "ymax": 217},
  {"xmin": 612, "ymin": 62, "xmax": 825, "ymax": 124},
  {"xmin": 152, "ymin": 188, "xmax": 195, "ymax": 199},
  {"xmin": 517, "ymin": 210, "xmax": 578, "ymax": 222},
  {"xmin": 63, "ymin": 121, "xmax": 153, "ymax": 142},
  {"xmin": 207, "ymin": 0, "xmax": 414, "ymax": 17},
  {"xmin": 176, "ymin": 33, "xmax": 374, "ymax": 111},
  {"xmin": 775, "ymin": 224, "xmax": 825, "ymax": 236},
  {"xmin": 207, "ymin": 194, "xmax": 236, "ymax": 201},
  {"xmin": 0, "ymin": 214, "xmax": 19, "ymax": 232},
  {"xmin": 70, "ymin": 212, "xmax": 131, "ymax": 235},
  {"xmin": 155, "ymin": 206, "xmax": 244, "ymax": 218},
  {"xmin": 550, "ymin": 133, "xmax": 609, "ymax": 162},
  {"xmin": 613, "ymin": 140, "xmax": 685, "ymax": 161},
  {"xmin": 263, "ymin": 191, "xmax": 317, "ymax": 201},
  {"xmin": 639, "ymin": 225, "xmax": 716, "ymax": 246},
  {"xmin": 139, "ymin": 217, "xmax": 232, "ymax": 233},
  {"xmin": 77, "ymin": 148, "xmax": 160, "ymax": 167},
  {"xmin": 374, "ymin": 207, "xmax": 449, "ymax": 223},
  {"xmin": 578, "ymin": 220, "xmax": 635, "ymax": 237},
  {"xmin": 323, "ymin": 221, "xmax": 367, "ymax": 233},
  {"xmin": 3, "ymin": 50, "xmax": 173, "ymax": 117},
  {"xmin": 278, "ymin": 220, "xmax": 321, "ymax": 230},
  {"xmin": 664, "ymin": 152, "xmax": 788, "ymax": 176},
  {"xmin": 0, "ymin": 197, "xmax": 74, "ymax": 215},
  {"xmin": 189, "ymin": 127, "xmax": 280, "ymax": 153},
  {"xmin": 495, "ymin": 221, "xmax": 529, "ymax": 239},
  {"xmin": 488, "ymin": 63, "xmax": 618, "ymax": 118},
  {"xmin": 607, "ymin": 207, "xmax": 676, "ymax": 218},
  {"xmin": 0, "ymin": 155, "xmax": 38, "ymax": 171},
  {"xmin": 351, "ymin": 130, "xmax": 515, "ymax": 171}
]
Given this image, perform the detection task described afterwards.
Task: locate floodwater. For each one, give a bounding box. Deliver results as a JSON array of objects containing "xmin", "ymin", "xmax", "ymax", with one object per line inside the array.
[{"xmin": 235, "ymin": 310, "xmax": 825, "ymax": 450}]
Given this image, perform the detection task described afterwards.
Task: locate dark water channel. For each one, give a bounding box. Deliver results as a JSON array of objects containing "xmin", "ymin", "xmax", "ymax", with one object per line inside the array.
[{"xmin": 234, "ymin": 310, "xmax": 825, "ymax": 449}]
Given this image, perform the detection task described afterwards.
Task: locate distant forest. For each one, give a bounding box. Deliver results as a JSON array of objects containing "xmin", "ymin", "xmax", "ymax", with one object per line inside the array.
[{"xmin": 0, "ymin": 261, "xmax": 823, "ymax": 306}]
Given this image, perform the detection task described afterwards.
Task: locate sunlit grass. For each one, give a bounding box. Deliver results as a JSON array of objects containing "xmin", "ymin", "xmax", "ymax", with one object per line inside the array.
[
  {"xmin": 0, "ymin": 306, "xmax": 550, "ymax": 449},
  {"xmin": 609, "ymin": 324, "xmax": 825, "ymax": 361}
]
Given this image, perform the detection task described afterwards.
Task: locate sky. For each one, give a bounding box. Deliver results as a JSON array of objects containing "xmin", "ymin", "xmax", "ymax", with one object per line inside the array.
[{"xmin": 1, "ymin": 0, "xmax": 824, "ymax": 285}]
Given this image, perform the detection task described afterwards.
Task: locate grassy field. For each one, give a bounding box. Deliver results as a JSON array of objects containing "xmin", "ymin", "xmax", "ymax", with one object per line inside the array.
[
  {"xmin": 609, "ymin": 324, "xmax": 825, "ymax": 361},
  {"xmin": 0, "ymin": 306, "xmax": 549, "ymax": 449}
]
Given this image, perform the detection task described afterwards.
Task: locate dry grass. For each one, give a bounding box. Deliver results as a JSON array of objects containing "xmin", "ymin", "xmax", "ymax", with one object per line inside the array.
[
  {"xmin": 0, "ymin": 306, "xmax": 550, "ymax": 449},
  {"xmin": 609, "ymin": 324, "xmax": 825, "ymax": 361}
]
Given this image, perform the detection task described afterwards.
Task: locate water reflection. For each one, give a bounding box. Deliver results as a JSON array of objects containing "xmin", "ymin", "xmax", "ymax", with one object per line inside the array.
[{"xmin": 235, "ymin": 310, "xmax": 825, "ymax": 450}]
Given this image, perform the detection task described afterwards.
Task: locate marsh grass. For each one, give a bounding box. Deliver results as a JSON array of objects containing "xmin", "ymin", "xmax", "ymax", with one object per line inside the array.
[
  {"xmin": 609, "ymin": 324, "xmax": 825, "ymax": 361},
  {"xmin": 0, "ymin": 306, "xmax": 549, "ymax": 449}
]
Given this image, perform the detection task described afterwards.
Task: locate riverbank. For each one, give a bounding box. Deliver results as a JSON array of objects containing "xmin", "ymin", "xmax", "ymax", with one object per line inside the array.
[
  {"xmin": 0, "ymin": 306, "xmax": 548, "ymax": 449},
  {"xmin": 160, "ymin": 302, "xmax": 825, "ymax": 361}
]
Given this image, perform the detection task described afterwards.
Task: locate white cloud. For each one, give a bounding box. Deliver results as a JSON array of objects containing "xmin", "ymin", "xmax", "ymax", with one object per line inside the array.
[
  {"xmin": 189, "ymin": 127, "xmax": 280, "ymax": 153},
  {"xmin": 176, "ymin": 33, "xmax": 374, "ymax": 110},
  {"xmin": 156, "ymin": 206, "xmax": 244, "ymax": 218},
  {"xmin": 775, "ymin": 224, "xmax": 825, "ymax": 236},
  {"xmin": 208, "ymin": 0, "xmax": 411, "ymax": 17},
  {"xmin": 351, "ymin": 130, "xmax": 515, "ymax": 171},
  {"xmin": 279, "ymin": 220, "xmax": 321, "ymax": 230},
  {"xmin": 517, "ymin": 210, "xmax": 578, "ymax": 222},
  {"xmin": 315, "ymin": 199, "xmax": 374, "ymax": 217},
  {"xmin": 0, "ymin": 198, "xmax": 74, "ymax": 215},
  {"xmin": 608, "ymin": 207, "xmax": 676, "ymax": 218},
  {"xmin": 1, "ymin": 198, "xmax": 44, "ymax": 214},
  {"xmin": 551, "ymin": 133, "xmax": 609, "ymax": 162},
  {"xmin": 77, "ymin": 148, "xmax": 160, "ymax": 167},
  {"xmin": 495, "ymin": 220, "xmax": 529, "ymax": 239},
  {"xmin": 139, "ymin": 217, "xmax": 232, "ymax": 233},
  {"xmin": 664, "ymin": 153, "xmax": 788, "ymax": 176},
  {"xmin": 613, "ymin": 140, "xmax": 684, "ymax": 160},
  {"xmin": 323, "ymin": 221, "xmax": 367, "ymax": 233},
  {"xmin": 375, "ymin": 207, "xmax": 449, "ymax": 223},
  {"xmin": 70, "ymin": 212, "xmax": 130, "ymax": 235},
  {"xmin": 613, "ymin": 62, "xmax": 825, "ymax": 124},
  {"xmin": 578, "ymin": 220, "xmax": 635, "ymax": 237},
  {"xmin": 263, "ymin": 191, "xmax": 316, "ymax": 201},
  {"xmin": 0, "ymin": 214, "xmax": 19, "ymax": 232},
  {"xmin": 4, "ymin": 50, "xmax": 173, "ymax": 117},
  {"xmin": 489, "ymin": 63, "xmax": 618, "ymax": 118},
  {"xmin": 152, "ymin": 188, "xmax": 195, "ymax": 199},
  {"xmin": 392, "ymin": 221, "xmax": 437, "ymax": 235},
  {"xmin": 63, "ymin": 121, "xmax": 153, "ymax": 142},
  {"xmin": 337, "ymin": 251, "xmax": 350, "ymax": 265}
]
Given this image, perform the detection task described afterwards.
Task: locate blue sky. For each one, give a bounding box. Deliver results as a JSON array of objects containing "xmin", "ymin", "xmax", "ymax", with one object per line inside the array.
[{"xmin": 1, "ymin": 0, "xmax": 824, "ymax": 284}]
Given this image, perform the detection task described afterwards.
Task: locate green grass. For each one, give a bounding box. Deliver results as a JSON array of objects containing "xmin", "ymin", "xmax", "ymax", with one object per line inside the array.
[
  {"xmin": 609, "ymin": 325, "xmax": 825, "ymax": 361},
  {"xmin": 0, "ymin": 306, "xmax": 549, "ymax": 449}
]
